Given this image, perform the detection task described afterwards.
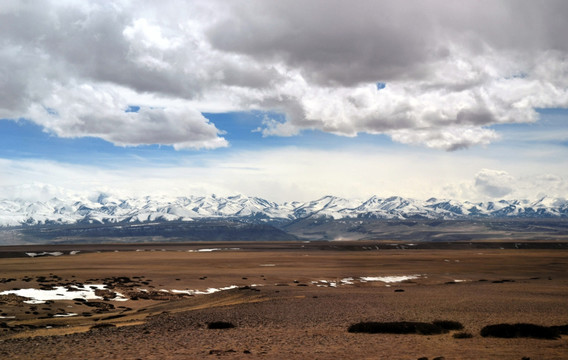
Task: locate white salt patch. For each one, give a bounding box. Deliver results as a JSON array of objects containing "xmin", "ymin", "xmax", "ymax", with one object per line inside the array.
[
  {"xmin": 454, "ymin": 279, "xmax": 467, "ymax": 283},
  {"xmin": 54, "ymin": 313, "xmax": 78, "ymax": 317},
  {"xmin": 359, "ymin": 275, "xmax": 420, "ymax": 283},
  {"xmin": 311, "ymin": 280, "xmax": 338, "ymax": 288},
  {"xmin": 103, "ymin": 291, "xmax": 128, "ymax": 302},
  {"xmin": 188, "ymin": 248, "xmax": 240, "ymax": 253},
  {"xmin": 170, "ymin": 285, "xmax": 238, "ymax": 296},
  {"xmin": 25, "ymin": 252, "xmax": 64, "ymax": 258},
  {"xmin": 69, "ymin": 251, "xmax": 80, "ymax": 255},
  {"xmin": 259, "ymin": 264, "xmax": 276, "ymax": 267},
  {"xmin": 340, "ymin": 277, "xmax": 355, "ymax": 285},
  {"xmin": 0, "ymin": 284, "xmax": 128, "ymax": 304},
  {"xmin": 0, "ymin": 316, "xmax": 16, "ymax": 319}
]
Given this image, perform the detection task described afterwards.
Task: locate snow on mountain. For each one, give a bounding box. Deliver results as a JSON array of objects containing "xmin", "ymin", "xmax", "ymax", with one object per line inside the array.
[
  {"xmin": 293, "ymin": 196, "xmax": 362, "ymax": 219},
  {"xmin": 0, "ymin": 194, "xmax": 566, "ymax": 227},
  {"xmin": 350, "ymin": 196, "xmax": 432, "ymax": 219}
]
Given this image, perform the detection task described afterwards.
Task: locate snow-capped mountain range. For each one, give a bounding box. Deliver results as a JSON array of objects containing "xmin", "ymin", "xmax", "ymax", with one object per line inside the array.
[{"xmin": 1, "ymin": 194, "xmax": 567, "ymax": 227}]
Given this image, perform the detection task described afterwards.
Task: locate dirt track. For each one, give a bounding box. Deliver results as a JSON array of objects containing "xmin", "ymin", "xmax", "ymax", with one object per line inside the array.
[{"xmin": 1, "ymin": 243, "xmax": 567, "ymax": 359}]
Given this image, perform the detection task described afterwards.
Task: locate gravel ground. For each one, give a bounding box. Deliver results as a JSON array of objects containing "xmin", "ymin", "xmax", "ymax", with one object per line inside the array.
[{"xmin": 1, "ymin": 247, "xmax": 567, "ymax": 359}]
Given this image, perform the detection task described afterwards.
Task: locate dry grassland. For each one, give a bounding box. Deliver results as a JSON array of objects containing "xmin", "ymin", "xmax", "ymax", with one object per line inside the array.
[{"xmin": 0, "ymin": 242, "xmax": 567, "ymax": 359}]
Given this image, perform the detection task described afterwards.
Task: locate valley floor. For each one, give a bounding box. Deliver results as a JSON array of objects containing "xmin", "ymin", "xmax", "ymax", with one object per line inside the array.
[{"xmin": 0, "ymin": 242, "xmax": 567, "ymax": 359}]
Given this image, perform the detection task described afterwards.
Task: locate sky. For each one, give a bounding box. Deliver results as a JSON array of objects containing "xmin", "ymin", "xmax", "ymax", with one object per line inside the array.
[{"xmin": 1, "ymin": 0, "xmax": 567, "ymax": 203}]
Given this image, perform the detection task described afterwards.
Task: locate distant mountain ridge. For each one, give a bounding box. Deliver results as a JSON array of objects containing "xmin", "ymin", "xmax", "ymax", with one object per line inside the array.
[{"xmin": 1, "ymin": 194, "xmax": 567, "ymax": 227}]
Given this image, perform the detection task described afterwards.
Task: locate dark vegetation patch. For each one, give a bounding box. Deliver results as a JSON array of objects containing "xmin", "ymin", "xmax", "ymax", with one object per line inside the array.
[
  {"xmin": 238, "ymin": 286, "xmax": 260, "ymax": 292},
  {"xmin": 101, "ymin": 314, "xmax": 126, "ymax": 320},
  {"xmin": 480, "ymin": 323, "xmax": 561, "ymax": 340},
  {"xmin": 432, "ymin": 320, "xmax": 464, "ymax": 331},
  {"xmin": 491, "ymin": 279, "xmax": 515, "ymax": 284},
  {"xmin": 453, "ymin": 332, "xmax": 474, "ymax": 339},
  {"xmin": 207, "ymin": 321, "xmax": 235, "ymax": 329},
  {"xmin": 550, "ymin": 325, "xmax": 568, "ymax": 335},
  {"xmin": 348, "ymin": 321, "xmax": 457, "ymax": 335}
]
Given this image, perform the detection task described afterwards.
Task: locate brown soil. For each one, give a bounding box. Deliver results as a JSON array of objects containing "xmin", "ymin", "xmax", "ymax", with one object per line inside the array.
[{"xmin": 0, "ymin": 243, "xmax": 567, "ymax": 359}]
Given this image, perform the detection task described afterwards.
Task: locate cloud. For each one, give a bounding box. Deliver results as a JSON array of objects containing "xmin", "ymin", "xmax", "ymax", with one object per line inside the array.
[
  {"xmin": 1, "ymin": 0, "xmax": 568, "ymax": 150},
  {"xmin": 26, "ymin": 83, "xmax": 228, "ymax": 149},
  {"xmin": 474, "ymin": 169, "xmax": 515, "ymax": 198},
  {"xmin": 2, "ymin": 143, "xmax": 567, "ymax": 203},
  {"xmin": 390, "ymin": 127, "xmax": 500, "ymax": 151}
]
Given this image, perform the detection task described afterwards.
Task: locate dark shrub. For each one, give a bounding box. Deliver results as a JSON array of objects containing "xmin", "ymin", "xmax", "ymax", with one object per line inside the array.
[
  {"xmin": 433, "ymin": 320, "xmax": 464, "ymax": 331},
  {"xmin": 480, "ymin": 323, "xmax": 559, "ymax": 340},
  {"xmin": 453, "ymin": 332, "xmax": 473, "ymax": 339},
  {"xmin": 550, "ymin": 324, "xmax": 568, "ymax": 335},
  {"xmin": 207, "ymin": 321, "xmax": 235, "ymax": 329},
  {"xmin": 348, "ymin": 321, "xmax": 447, "ymax": 335}
]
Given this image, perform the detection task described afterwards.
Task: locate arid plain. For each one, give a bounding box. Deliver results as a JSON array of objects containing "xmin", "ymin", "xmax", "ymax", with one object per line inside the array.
[{"xmin": 1, "ymin": 241, "xmax": 567, "ymax": 359}]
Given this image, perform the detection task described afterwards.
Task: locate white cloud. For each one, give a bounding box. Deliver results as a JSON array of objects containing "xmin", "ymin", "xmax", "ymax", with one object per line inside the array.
[
  {"xmin": 26, "ymin": 82, "xmax": 227, "ymax": 149},
  {"xmin": 1, "ymin": 144, "xmax": 567, "ymax": 203},
  {"xmin": 474, "ymin": 169, "xmax": 515, "ymax": 198},
  {"xmin": 389, "ymin": 127, "xmax": 500, "ymax": 151},
  {"xmin": 1, "ymin": 0, "xmax": 568, "ymax": 150}
]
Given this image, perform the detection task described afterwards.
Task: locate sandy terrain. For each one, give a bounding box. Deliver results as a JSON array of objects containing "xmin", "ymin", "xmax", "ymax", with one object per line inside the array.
[{"xmin": 0, "ymin": 242, "xmax": 567, "ymax": 359}]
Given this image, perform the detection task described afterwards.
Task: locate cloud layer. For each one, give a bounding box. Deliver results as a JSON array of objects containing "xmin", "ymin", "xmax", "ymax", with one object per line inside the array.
[
  {"xmin": 1, "ymin": 148, "xmax": 567, "ymax": 203},
  {"xmin": 1, "ymin": 0, "xmax": 568, "ymax": 150}
]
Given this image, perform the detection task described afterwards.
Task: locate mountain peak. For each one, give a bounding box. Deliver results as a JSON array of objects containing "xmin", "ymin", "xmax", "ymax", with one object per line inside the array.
[{"xmin": 0, "ymin": 194, "xmax": 566, "ymax": 227}]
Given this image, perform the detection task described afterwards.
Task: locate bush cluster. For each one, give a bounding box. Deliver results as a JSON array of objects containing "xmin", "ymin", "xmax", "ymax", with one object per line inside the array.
[
  {"xmin": 480, "ymin": 323, "xmax": 561, "ymax": 340},
  {"xmin": 207, "ymin": 321, "xmax": 235, "ymax": 329},
  {"xmin": 348, "ymin": 320, "xmax": 463, "ymax": 335}
]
